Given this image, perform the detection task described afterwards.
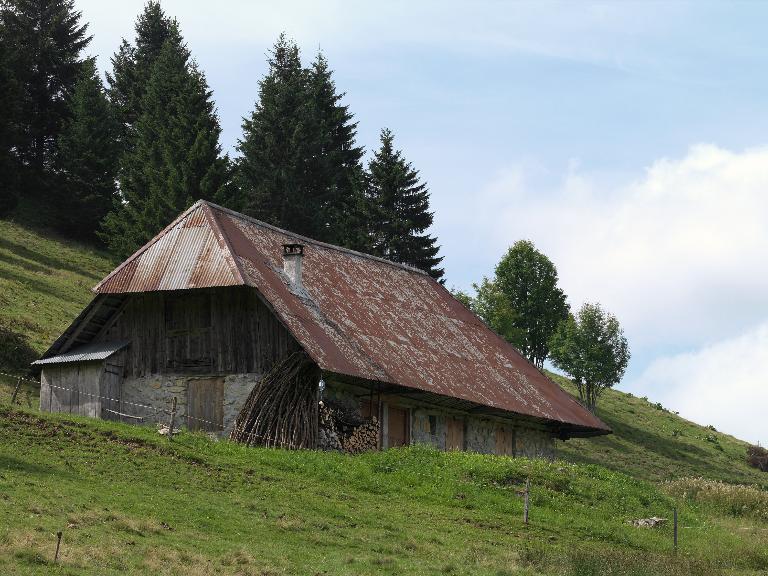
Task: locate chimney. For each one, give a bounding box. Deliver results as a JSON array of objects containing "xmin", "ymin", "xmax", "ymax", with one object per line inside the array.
[{"xmin": 282, "ymin": 244, "xmax": 304, "ymax": 291}]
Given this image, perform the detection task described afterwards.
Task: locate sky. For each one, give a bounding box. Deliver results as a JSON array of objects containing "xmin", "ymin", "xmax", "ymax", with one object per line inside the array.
[{"xmin": 76, "ymin": 1, "xmax": 768, "ymax": 445}]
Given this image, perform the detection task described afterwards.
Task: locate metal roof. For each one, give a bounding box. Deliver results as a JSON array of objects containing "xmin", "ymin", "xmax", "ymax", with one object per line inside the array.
[
  {"xmin": 89, "ymin": 200, "xmax": 609, "ymax": 436},
  {"xmin": 33, "ymin": 340, "xmax": 130, "ymax": 365}
]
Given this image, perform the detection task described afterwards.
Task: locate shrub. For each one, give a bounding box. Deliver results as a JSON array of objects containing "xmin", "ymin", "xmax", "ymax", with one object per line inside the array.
[{"xmin": 747, "ymin": 445, "xmax": 768, "ymax": 473}]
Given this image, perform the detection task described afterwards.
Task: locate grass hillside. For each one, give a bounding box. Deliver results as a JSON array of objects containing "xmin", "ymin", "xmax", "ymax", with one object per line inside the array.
[
  {"xmin": 0, "ymin": 219, "xmax": 113, "ymax": 356},
  {"xmin": 1, "ymin": 405, "xmax": 767, "ymax": 575},
  {"xmin": 551, "ymin": 374, "xmax": 766, "ymax": 488}
]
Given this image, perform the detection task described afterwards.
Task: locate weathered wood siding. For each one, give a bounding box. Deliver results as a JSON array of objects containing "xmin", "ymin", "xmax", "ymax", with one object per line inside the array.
[
  {"xmin": 40, "ymin": 363, "xmax": 103, "ymax": 417},
  {"xmin": 98, "ymin": 287, "xmax": 298, "ymax": 377}
]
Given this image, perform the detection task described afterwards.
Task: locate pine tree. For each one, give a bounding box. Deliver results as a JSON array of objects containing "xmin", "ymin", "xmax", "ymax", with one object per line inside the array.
[
  {"xmin": 303, "ymin": 52, "xmax": 368, "ymax": 249},
  {"xmin": 55, "ymin": 59, "xmax": 119, "ymax": 239},
  {"xmin": 237, "ymin": 37, "xmax": 369, "ymax": 249},
  {"xmin": 237, "ymin": 35, "xmax": 308, "ymax": 232},
  {"xmin": 106, "ymin": 1, "xmax": 181, "ymax": 140},
  {"xmin": 100, "ymin": 39, "xmax": 230, "ymax": 258},
  {"xmin": 1, "ymin": 0, "xmax": 90, "ymax": 175},
  {"xmin": 0, "ymin": 24, "xmax": 21, "ymax": 215},
  {"xmin": 366, "ymin": 129, "xmax": 444, "ymax": 281}
]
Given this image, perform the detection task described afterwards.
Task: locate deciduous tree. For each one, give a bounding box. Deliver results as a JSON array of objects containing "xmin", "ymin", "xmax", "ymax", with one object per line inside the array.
[
  {"xmin": 549, "ymin": 302, "xmax": 630, "ymax": 412},
  {"xmin": 494, "ymin": 240, "xmax": 569, "ymax": 367}
]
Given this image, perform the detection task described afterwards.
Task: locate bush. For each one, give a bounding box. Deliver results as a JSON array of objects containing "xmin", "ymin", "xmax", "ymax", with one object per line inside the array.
[{"xmin": 747, "ymin": 445, "xmax": 768, "ymax": 473}]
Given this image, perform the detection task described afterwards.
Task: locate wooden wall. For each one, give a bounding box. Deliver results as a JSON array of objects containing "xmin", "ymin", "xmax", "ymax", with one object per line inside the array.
[{"xmin": 98, "ymin": 286, "xmax": 299, "ymax": 377}]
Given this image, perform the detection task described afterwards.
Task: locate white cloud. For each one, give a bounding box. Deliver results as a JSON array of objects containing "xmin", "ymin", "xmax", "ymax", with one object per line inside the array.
[
  {"xmin": 462, "ymin": 144, "xmax": 768, "ymax": 351},
  {"xmin": 632, "ymin": 322, "xmax": 768, "ymax": 446}
]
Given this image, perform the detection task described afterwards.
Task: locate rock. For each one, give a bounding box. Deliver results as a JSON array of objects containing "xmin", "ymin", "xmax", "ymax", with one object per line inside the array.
[{"xmin": 627, "ymin": 517, "xmax": 667, "ymax": 528}]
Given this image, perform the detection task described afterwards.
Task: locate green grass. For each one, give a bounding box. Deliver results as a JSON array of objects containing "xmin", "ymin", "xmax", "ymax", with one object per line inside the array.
[
  {"xmin": 1, "ymin": 405, "xmax": 767, "ymax": 575},
  {"xmin": 0, "ymin": 219, "xmax": 113, "ymax": 355},
  {"xmin": 550, "ymin": 373, "xmax": 766, "ymax": 487}
]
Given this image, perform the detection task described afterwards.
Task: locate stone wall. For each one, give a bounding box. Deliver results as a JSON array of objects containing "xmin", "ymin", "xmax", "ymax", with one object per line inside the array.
[
  {"xmin": 324, "ymin": 379, "xmax": 556, "ymax": 460},
  {"xmin": 120, "ymin": 372, "xmax": 261, "ymax": 436}
]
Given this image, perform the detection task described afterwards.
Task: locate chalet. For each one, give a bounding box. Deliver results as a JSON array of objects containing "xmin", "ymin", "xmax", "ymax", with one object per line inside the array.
[{"xmin": 33, "ymin": 201, "xmax": 609, "ymax": 458}]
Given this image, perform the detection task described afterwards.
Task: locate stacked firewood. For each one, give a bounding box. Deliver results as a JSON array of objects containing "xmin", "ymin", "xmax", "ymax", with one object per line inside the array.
[
  {"xmin": 318, "ymin": 398, "xmax": 379, "ymax": 454},
  {"xmin": 341, "ymin": 417, "xmax": 380, "ymax": 454}
]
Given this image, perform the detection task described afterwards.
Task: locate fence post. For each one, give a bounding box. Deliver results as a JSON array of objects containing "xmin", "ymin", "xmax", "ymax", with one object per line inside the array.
[
  {"xmin": 524, "ymin": 478, "xmax": 530, "ymax": 526},
  {"xmin": 673, "ymin": 507, "xmax": 678, "ymax": 550},
  {"xmin": 54, "ymin": 530, "xmax": 62, "ymax": 563},
  {"xmin": 10, "ymin": 377, "xmax": 22, "ymax": 405},
  {"xmin": 168, "ymin": 396, "xmax": 177, "ymax": 441}
]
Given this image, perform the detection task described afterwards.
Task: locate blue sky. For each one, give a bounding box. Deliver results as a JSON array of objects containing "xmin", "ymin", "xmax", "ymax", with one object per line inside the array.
[{"xmin": 78, "ymin": 1, "xmax": 768, "ymax": 445}]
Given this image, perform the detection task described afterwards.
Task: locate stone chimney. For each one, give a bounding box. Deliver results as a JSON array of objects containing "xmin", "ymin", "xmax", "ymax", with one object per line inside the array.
[{"xmin": 282, "ymin": 244, "xmax": 304, "ymax": 291}]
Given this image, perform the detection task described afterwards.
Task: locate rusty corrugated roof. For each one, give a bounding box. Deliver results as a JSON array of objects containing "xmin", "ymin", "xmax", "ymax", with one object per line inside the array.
[{"xmin": 93, "ymin": 200, "xmax": 609, "ymax": 436}]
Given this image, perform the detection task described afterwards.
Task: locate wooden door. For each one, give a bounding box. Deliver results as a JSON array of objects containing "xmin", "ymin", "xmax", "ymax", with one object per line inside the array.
[
  {"xmin": 446, "ymin": 417, "xmax": 464, "ymax": 451},
  {"xmin": 101, "ymin": 361, "xmax": 124, "ymax": 421},
  {"xmin": 187, "ymin": 377, "xmax": 224, "ymax": 432},
  {"xmin": 387, "ymin": 405, "xmax": 409, "ymax": 447},
  {"xmin": 495, "ymin": 426, "xmax": 514, "ymax": 456}
]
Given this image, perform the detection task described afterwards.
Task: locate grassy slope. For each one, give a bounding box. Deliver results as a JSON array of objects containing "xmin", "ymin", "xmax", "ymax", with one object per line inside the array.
[
  {"xmin": 1, "ymin": 406, "xmax": 767, "ymax": 576},
  {"xmin": 550, "ymin": 374, "xmax": 766, "ymax": 488},
  {"xmin": 0, "ymin": 219, "xmax": 113, "ymax": 354}
]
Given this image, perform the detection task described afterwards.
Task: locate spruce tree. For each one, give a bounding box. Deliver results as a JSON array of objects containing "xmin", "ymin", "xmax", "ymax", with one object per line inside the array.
[
  {"xmin": 1, "ymin": 0, "xmax": 90, "ymax": 176},
  {"xmin": 100, "ymin": 39, "xmax": 230, "ymax": 258},
  {"xmin": 0, "ymin": 25, "xmax": 21, "ymax": 215},
  {"xmin": 107, "ymin": 1, "xmax": 181, "ymax": 139},
  {"xmin": 366, "ymin": 128, "xmax": 444, "ymax": 281},
  {"xmin": 303, "ymin": 52, "xmax": 368, "ymax": 249},
  {"xmin": 55, "ymin": 59, "xmax": 119, "ymax": 239},
  {"xmin": 237, "ymin": 35, "xmax": 308, "ymax": 232},
  {"xmin": 237, "ymin": 37, "xmax": 368, "ymax": 249}
]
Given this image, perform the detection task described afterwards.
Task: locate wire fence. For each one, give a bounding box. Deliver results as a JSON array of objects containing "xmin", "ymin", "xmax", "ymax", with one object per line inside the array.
[{"xmin": 0, "ymin": 371, "xmax": 310, "ymax": 449}]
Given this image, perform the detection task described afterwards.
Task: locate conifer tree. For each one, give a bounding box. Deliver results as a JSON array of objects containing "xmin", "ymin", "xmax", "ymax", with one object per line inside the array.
[
  {"xmin": 100, "ymin": 39, "xmax": 230, "ymax": 258},
  {"xmin": 107, "ymin": 1, "xmax": 181, "ymax": 140},
  {"xmin": 55, "ymin": 59, "xmax": 119, "ymax": 239},
  {"xmin": 0, "ymin": 25, "xmax": 21, "ymax": 215},
  {"xmin": 238, "ymin": 35, "xmax": 308, "ymax": 232},
  {"xmin": 237, "ymin": 36, "xmax": 368, "ymax": 249},
  {"xmin": 1, "ymin": 0, "xmax": 90, "ymax": 175},
  {"xmin": 366, "ymin": 128, "xmax": 444, "ymax": 281}
]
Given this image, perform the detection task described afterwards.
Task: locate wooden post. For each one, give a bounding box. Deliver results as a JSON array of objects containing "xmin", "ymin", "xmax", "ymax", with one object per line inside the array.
[
  {"xmin": 54, "ymin": 531, "xmax": 62, "ymax": 563},
  {"xmin": 10, "ymin": 377, "xmax": 22, "ymax": 405},
  {"xmin": 523, "ymin": 478, "xmax": 530, "ymax": 526},
  {"xmin": 673, "ymin": 507, "xmax": 678, "ymax": 550},
  {"xmin": 168, "ymin": 396, "xmax": 177, "ymax": 441}
]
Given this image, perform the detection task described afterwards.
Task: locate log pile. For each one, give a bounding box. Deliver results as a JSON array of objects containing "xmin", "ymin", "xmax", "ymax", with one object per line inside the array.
[
  {"xmin": 341, "ymin": 417, "xmax": 379, "ymax": 454},
  {"xmin": 229, "ymin": 351, "xmax": 319, "ymax": 449},
  {"xmin": 317, "ymin": 398, "xmax": 379, "ymax": 454}
]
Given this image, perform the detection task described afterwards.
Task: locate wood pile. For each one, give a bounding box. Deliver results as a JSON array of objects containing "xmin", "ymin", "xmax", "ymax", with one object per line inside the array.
[
  {"xmin": 318, "ymin": 398, "xmax": 379, "ymax": 454},
  {"xmin": 341, "ymin": 417, "xmax": 379, "ymax": 454},
  {"xmin": 229, "ymin": 351, "xmax": 319, "ymax": 449}
]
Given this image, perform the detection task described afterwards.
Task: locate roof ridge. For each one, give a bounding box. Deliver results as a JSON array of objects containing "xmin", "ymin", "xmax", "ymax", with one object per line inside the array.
[{"xmin": 198, "ymin": 200, "xmax": 432, "ymax": 277}]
